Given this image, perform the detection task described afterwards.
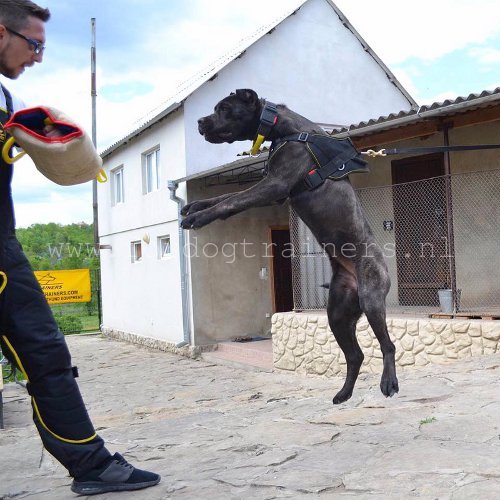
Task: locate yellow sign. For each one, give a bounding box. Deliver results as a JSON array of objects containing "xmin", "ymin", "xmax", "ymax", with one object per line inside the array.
[{"xmin": 34, "ymin": 269, "xmax": 91, "ymax": 304}]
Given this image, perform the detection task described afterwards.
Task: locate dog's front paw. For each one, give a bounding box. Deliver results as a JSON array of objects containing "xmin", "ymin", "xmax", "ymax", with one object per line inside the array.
[
  {"xmin": 380, "ymin": 374, "xmax": 399, "ymax": 398},
  {"xmin": 181, "ymin": 200, "xmax": 212, "ymax": 216},
  {"xmin": 180, "ymin": 211, "xmax": 211, "ymax": 230}
]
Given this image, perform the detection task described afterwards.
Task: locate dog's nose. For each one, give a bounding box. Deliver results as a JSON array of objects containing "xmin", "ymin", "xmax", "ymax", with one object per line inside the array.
[{"xmin": 198, "ymin": 117, "xmax": 211, "ymax": 134}]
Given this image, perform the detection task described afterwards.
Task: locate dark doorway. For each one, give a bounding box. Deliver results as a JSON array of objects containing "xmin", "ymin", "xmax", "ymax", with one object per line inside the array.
[
  {"xmin": 270, "ymin": 228, "xmax": 294, "ymax": 312},
  {"xmin": 392, "ymin": 153, "xmax": 450, "ymax": 306}
]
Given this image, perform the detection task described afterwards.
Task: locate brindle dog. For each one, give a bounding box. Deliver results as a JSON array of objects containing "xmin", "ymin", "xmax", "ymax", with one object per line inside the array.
[{"xmin": 181, "ymin": 89, "xmax": 398, "ymax": 404}]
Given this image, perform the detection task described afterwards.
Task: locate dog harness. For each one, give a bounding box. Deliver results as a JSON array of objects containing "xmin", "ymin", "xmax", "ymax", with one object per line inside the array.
[
  {"xmin": 252, "ymin": 100, "xmax": 369, "ymax": 196},
  {"xmin": 270, "ymin": 133, "xmax": 369, "ymax": 196}
]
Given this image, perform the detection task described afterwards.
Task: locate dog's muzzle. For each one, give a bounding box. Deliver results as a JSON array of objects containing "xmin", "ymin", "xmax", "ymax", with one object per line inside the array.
[{"xmin": 198, "ymin": 116, "xmax": 212, "ymax": 135}]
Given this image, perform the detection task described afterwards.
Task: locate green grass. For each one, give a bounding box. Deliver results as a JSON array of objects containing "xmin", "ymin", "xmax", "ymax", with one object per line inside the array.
[
  {"xmin": 79, "ymin": 315, "xmax": 100, "ymax": 332},
  {"xmin": 1, "ymin": 363, "xmax": 26, "ymax": 383},
  {"xmin": 419, "ymin": 416, "xmax": 437, "ymax": 426}
]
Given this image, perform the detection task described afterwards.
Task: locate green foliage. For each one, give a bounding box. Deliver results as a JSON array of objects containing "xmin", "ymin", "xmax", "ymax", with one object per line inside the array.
[
  {"xmin": 55, "ymin": 314, "xmax": 83, "ymax": 335},
  {"xmin": 16, "ymin": 222, "xmax": 101, "ymax": 334},
  {"xmin": 16, "ymin": 222, "xmax": 99, "ymax": 271},
  {"xmin": 419, "ymin": 416, "xmax": 437, "ymax": 426}
]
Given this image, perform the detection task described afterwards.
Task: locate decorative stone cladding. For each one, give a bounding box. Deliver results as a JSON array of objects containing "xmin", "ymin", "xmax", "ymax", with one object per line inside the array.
[
  {"xmin": 101, "ymin": 328, "xmax": 207, "ymax": 359},
  {"xmin": 272, "ymin": 312, "xmax": 500, "ymax": 377}
]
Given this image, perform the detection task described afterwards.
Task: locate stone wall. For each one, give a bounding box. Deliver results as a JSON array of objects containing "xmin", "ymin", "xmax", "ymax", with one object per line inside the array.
[
  {"xmin": 272, "ymin": 312, "xmax": 500, "ymax": 377},
  {"xmin": 101, "ymin": 328, "xmax": 205, "ymax": 359}
]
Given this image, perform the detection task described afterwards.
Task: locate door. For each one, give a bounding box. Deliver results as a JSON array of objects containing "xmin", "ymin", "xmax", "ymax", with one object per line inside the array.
[
  {"xmin": 270, "ymin": 228, "xmax": 294, "ymax": 312},
  {"xmin": 392, "ymin": 154, "xmax": 450, "ymax": 306}
]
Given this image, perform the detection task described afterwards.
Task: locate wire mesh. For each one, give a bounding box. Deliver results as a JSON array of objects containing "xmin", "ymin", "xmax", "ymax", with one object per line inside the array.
[{"xmin": 290, "ymin": 169, "xmax": 500, "ymax": 313}]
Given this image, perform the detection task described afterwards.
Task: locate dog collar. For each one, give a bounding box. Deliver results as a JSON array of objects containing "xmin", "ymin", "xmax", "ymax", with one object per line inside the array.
[{"xmin": 250, "ymin": 101, "xmax": 278, "ymax": 155}]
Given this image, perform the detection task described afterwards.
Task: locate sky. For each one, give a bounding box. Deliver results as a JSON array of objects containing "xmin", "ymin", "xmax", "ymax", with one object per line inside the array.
[{"xmin": 4, "ymin": 0, "xmax": 500, "ymax": 228}]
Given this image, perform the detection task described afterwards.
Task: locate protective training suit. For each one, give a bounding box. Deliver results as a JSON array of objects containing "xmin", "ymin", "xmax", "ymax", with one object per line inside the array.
[{"xmin": 0, "ymin": 84, "xmax": 110, "ymax": 478}]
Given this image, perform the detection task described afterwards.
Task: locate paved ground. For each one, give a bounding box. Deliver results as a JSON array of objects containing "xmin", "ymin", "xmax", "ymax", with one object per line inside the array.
[{"xmin": 0, "ymin": 334, "xmax": 499, "ymax": 499}]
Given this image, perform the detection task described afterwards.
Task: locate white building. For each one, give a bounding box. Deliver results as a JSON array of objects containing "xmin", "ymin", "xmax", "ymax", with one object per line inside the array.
[{"xmin": 98, "ymin": 0, "xmax": 415, "ymax": 349}]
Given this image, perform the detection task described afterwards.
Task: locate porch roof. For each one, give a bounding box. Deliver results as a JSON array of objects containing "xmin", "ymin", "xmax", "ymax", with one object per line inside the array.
[{"xmin": 332, "ymin": 87, "xmax": 500, "ymax": 148}]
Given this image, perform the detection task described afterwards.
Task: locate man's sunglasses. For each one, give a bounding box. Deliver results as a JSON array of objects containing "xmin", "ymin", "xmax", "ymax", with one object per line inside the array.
[{"xmin": 5, "ymin": 26, "xmax": 45, "ymax": 55}]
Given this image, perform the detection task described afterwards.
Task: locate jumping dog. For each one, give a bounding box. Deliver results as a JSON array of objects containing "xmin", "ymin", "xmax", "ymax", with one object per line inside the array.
[{"xmin": 181, "ymin": 89, "xmax": 398, "ymax": 404}]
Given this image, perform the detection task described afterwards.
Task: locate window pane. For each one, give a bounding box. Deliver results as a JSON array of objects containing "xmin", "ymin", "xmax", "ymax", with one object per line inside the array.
[
  {"xmin": 155, "ymin": 150, "xmax": 161, "ymax": 190},
  {"xmin": 158, "ymin": 235, "xmax": 171, "ymax": 259},
  {"xmin": 131, "ymin": 241, "xmax": 142, "ymax": 262},
  {"xmin": 146, "ymin": 154, "xmax": 153, "ymax": 193},
  {"xmin": 114, "ymin": 168, "xmax": 124, "ymax": 204}
]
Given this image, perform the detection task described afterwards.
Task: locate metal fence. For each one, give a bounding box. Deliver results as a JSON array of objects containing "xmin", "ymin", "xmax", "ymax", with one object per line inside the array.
[
  {"xmin": 49, "ymin": 268, "xmax": 102, "ymax": 334},
  {"xmin": 290, "ymin": 168, "xmax": 500, "ymax": 313}
]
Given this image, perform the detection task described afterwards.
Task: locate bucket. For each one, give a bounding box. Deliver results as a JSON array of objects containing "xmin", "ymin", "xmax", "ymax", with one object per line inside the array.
[{"xmin": 438, "ymin": 289, "xmax": 461, "ymax": 313}]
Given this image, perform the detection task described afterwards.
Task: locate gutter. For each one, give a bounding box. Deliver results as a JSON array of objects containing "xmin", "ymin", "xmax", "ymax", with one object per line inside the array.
[{"xmin": 167, "ymin": 181, "xmax": 191, "ymax": 348}]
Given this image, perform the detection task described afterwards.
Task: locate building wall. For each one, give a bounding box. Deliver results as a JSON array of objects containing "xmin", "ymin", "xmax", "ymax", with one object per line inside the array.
[
  {"xmin": 187, "ymin": 180, "xmax": 290, "ymax": 345},
  {"xmin": 350, "ymin": 121, "xmax": 500, "ymax": 189},
  {"xmin": 99, "ymin": 222, "xmax": 184, "ymax": 341},
  {"xmin": 272, "ymin": 311, "xmax": 500, "ymax": 377},
  {"xmin": 349, "ymin": 120, "xmax": 500, "ymax": 309},
  {"xmin": 98, "ymin": 110, "xmax": 187, "ymax": 343},
  {"xmin": 183, "ymin": 0, "xmax": 413, "ymax": 177}
]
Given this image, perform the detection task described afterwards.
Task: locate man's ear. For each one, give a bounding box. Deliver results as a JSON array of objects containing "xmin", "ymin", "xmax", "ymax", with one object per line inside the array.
[{"xmin": 235, "ymin": 89, "xmax": 259, "ymax": 107}]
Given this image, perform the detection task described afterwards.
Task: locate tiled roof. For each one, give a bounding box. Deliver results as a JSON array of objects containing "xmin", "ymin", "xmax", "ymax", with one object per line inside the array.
[
  {"xmin": 101, "ymin": 1, "xmax": 307, "ymax": 158},
  {"xmin": 102, "ymin": 0, "xmax": 416, "ymax": 159},
  {"xmin": 332, "ymin": 87, "xmax": 500, "ymax": 137}
]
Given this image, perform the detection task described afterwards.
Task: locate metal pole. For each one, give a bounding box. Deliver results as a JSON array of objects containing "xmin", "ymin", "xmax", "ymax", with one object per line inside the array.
[
  {"xmin": 442, "ymin": 125, "xmax": 458, "ymax": 312},
  {"xmin": 91, "ymin": 19, "xmax": 102, "ymax": 328},
  {"xmin": 91, "ymin": 18, "xmax": 98, "ymax": 249}
]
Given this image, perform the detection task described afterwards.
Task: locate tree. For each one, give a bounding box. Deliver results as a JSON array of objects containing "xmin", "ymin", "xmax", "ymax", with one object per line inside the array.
[{"xmin": 16, "ymin": 222, "xmax": 99, "ymax": 271}]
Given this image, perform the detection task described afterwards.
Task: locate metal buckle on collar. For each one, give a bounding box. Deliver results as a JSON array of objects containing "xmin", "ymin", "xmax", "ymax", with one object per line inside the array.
[{"xmin": 297, "ymin": 132, "xmax": 309, "ymax": 142}]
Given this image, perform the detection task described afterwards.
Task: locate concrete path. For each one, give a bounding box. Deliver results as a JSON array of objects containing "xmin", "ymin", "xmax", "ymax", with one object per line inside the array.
[{"xmin": 0, "ymin": 334, "xmax": 499, "ymax": 499}]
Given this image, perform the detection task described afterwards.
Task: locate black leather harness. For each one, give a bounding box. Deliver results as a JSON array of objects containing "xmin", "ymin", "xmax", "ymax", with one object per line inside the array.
[
  {"xmin": 254, "ymin": 100, "xmax": 368, "ymax": 196},
  {"xmin": 269, "ymin": 132, "xmax": 368, "ymax": 196}
]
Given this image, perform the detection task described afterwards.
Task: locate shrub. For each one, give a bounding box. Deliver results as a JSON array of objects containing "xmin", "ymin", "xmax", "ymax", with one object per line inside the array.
[{"xmin": 56, "ymin": 315, "xmax": 83, "ymax": 335}]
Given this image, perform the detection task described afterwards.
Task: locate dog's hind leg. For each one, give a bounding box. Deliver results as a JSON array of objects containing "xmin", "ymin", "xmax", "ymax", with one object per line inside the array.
[
  {"xmin": 357, "ymin": 257, "xmax": 399, "ymax": 398},
  {"xmin": 327, "ymin": 264, "xmax": 363, "ymax": 404}
]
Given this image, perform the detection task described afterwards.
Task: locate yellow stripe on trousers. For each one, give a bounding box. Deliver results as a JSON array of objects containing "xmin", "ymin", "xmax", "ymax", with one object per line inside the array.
[{"xmin": 1, "ymin": 334, "xmax": 97, "ymax": 444}]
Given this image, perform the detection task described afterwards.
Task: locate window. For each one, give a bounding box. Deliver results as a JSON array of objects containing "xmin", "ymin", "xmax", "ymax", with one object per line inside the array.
[
  {"xmin": 158, "ymin": 235, "xmax": 171, "ymax": 259},
  {"xmin": 143, "ymin": 147, "xmax": 161, "ymax": 194},
  {"xmin": 131, "ymin": 241, "xmax": 142, "ymax": 263},
  {"xmin": 112, "ymin": 166, "xmax": 124, "ymax": 205}
]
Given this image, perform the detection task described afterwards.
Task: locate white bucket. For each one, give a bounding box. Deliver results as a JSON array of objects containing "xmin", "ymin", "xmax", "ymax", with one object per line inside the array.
[{"xmin": 438, "ymin": 289, "xmax": 461, "ymax": 313}]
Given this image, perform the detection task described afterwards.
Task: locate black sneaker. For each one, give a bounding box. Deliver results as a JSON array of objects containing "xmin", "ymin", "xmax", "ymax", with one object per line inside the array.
[{"xmin": 71, "ymin": 452, "xmax": 161, "ymax": 495}]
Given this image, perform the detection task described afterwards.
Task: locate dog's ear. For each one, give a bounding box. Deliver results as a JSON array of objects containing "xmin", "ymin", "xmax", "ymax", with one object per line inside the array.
[{"xmin": 235, "ymin": 89, "xmax": 259, "ymax": 107}]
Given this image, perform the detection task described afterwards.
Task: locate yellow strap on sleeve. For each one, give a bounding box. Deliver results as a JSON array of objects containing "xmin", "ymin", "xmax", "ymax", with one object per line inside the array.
[
  {"xmin": 96, "ymin": 168, "xmax": 107, "ymax": 183},
  {"xmin": 2, "ymin": 136, "xmax": 26, "ymax": 164}
]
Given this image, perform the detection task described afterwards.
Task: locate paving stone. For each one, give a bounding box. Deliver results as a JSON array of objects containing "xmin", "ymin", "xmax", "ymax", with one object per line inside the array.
[{"xmin": 0, "ymin": 334, "xmax": 499, "ymax": 499}]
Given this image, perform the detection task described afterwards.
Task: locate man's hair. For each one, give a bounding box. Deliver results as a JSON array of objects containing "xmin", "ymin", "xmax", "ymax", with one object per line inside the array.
[{"xmin": 0, "ymin": 0, "xmax": 50, "ymax": 31}]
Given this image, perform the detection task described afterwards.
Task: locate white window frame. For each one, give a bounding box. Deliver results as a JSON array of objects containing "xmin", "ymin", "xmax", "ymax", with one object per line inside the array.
[
  {"xmin": 142, "ymin": 147, "xmax": 161, "ymax": 194},
  {"xmin": 131, "ymin": 241, "xmax": 142, "ymax": 263},
  {"xmin": 111, "ymin": 166, "xmax": 124, "ymax": 205},
  {"xmin": 158, "ymin": 235, "xmax": 171, "ymax": 259}
]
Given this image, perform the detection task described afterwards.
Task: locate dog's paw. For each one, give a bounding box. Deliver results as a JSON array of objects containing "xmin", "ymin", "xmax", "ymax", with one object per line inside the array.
[
  {"xmin": 380, "ymin": 375, "xmax": 399, "ymax": 398},
  {"xmin": 181, "ymin": 199, "xmax": 215, "ymax": 216},
  {"xmin": 180, "ymin": 211, "xmax": 211, "ymax": 230},
  {"xmin": 332, "ymin": 389, "xmax": 352, "ymax": 405}
]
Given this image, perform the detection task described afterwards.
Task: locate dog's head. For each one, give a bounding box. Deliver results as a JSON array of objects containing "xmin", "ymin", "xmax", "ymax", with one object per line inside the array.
[{"xmin": 198, "ymin": 89, "xmax": 262, "ymax": 144}]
